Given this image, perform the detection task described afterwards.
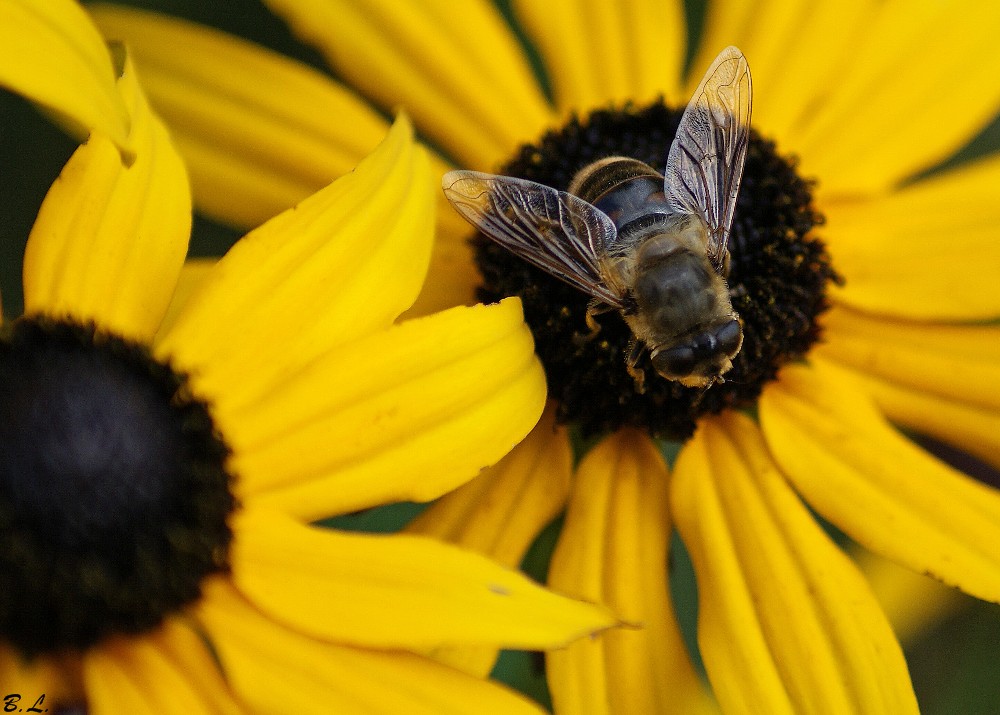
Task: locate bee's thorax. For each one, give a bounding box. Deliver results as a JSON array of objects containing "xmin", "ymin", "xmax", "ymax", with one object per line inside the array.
[{"xmin": 628, "ymin": 247, "xmax": 732, "ymax": 339}]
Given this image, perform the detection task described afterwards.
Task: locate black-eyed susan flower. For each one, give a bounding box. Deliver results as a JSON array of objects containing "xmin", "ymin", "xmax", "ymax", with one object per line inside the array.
[
  {"xmin": 0, "ymin": 4, "xmax": 618, "ymax": 711},
  {"xmin": 86, "ymin": 0, "xmax": 1000, "ymax": 711}
]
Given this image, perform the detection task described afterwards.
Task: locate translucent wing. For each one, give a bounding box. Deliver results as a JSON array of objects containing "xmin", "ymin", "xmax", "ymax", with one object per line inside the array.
[
  {"xmin": 663, "ymin": 45, "xmax": 752, "ymax": 272},
  {"xmin": 442, "ymin": 170, "xmax": 626, "ymax": 308}
]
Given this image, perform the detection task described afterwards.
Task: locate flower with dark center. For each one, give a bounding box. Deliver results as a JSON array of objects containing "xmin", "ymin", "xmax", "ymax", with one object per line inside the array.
[
  {"xmin": 0, "ymin": 318, "xmax": 233, "ymax": 656},
  {"xmin": 91, "ymin": 1, "xmax": 1000, "ymax": 713},
  {"xmin": 0, "ymin": 12, "xmax": 615, "ymax": 710}
]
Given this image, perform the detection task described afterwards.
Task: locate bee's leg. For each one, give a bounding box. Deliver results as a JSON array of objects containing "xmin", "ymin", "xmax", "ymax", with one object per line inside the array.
[
  {"xmin": 625, "ymin": 339, "xmax": 647, "ymax": 395},
  {"xmin": 575, "ymin": 300, "xmax": 613, "ymax": 345},
  {"xmin": 586, "ymin": 300, "xmax": 615, "ymax": 335}
]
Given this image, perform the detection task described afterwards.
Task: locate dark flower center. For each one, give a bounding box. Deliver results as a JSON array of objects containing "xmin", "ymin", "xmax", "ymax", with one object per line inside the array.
[
  {"xmin": 0, "ymin": 317, "xmax": 235, "ymax": 655},
  {"xmin": 474, "ymin": 101, "xmax": 839, "ymax": 440}
]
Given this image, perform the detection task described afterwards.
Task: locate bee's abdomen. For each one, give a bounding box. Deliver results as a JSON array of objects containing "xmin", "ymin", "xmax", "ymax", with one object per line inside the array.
[
  {"xmin": 569, "ymin": 157, "xmax": 674, "ymax": 238},
  {"xmin": 569, "ymin": 157, "xmax": 661, "ymax": 201}
]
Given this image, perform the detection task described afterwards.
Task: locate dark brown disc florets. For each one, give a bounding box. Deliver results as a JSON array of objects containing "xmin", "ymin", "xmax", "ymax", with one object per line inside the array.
[{"xmin": 0, "ymin": 317, "xmax": 236, "ymax": 655}]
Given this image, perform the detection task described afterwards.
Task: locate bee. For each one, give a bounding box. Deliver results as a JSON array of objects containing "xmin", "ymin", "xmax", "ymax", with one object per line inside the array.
[{"xmin": 443, "ymin": 46, "xmax": 752, "ymax": 391}]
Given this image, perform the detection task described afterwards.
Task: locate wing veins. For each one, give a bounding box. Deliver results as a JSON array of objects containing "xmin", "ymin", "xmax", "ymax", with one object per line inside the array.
[
  {"xmin": 663, "ymin": 46, "xmax": 752, "ymax": 272},
  {"xmin": 443, "ymin": 171, "xmax": 625, "ymax": 308}
]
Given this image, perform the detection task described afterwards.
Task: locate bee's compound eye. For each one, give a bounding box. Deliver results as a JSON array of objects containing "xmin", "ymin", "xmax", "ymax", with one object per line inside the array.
[
  {"xmin": 651, "ymin": 344, "xmax": 697, "ymax": 379},
  {"xmin": 716, "ymin": 319, "xmax": 743, "ymax": 355}
]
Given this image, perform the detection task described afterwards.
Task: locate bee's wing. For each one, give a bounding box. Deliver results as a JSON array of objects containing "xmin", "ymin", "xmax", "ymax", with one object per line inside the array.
[
  {"xmin": 663, "ymin": 45, "xmax": 751, "ymax": 273},
  {"xmin": 443, "ymin": 170, "xmax": 627, "ymax": 308}
]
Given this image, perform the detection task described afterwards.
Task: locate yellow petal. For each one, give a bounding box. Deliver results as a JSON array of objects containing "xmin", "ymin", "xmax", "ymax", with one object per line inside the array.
[
  {"xmin": 760, "ymin": 359, "xmax": 1000, "ymax": 604},
  {"xmin": 824, "ymin": 154, "xmax": 1000, "ymax": 320},
  {"xmin": 21, "ymin": 52, "xmax": 190, "ymax": 342},
  {"xmin": 405, "ymin": 404, "xmax": 572, "ymax": 675},
  {"xmin": 231, "ymin": 507, "xmax": 615, "ymax": 650},
  {"xmin": 155, "ymin": 258, "xmax": 216, "ymax": 343},
  {"xmin": 514, "ymin": 0, "xmax": 686, "ymax": 113},
  {"xmin": 672, "ymin": 412, "xmax": 917, "ymax": 715},
  {"xmin": 548, "ymin": 430, "xmax": 713, "ymax": 715},
  {"xmin": 157, "ymin": 115, "xmax": 432, "ymax": 401},
  {"xmin": 698, "ymin": 2, "xmax": 1000, "ymax": 193},
  {"xmin": 199, "ymin": 577, "xmax": 558, "ymax": 715},
  {"xmin": 407, "ymin": 404, "xmax": 570, "ymax": 566},
  {"xmin": 402, "ymin": 198, "xmax": 482, "ymax": 319},
  {"xmin": 0, "ymin": 0, "xmax": 130, "ymax": 152},
  {"xmin": 816, "ymin": 305, "xmax": 1000, "ymax": 409},
  {"xmin": 847, "ymin": 366, "xmax": 1000, "ymax": 471},
  {"xmin": 0, "ymin": 647, "xmax": 80, "ymax": 706},
  {"xmin": 233, "ymin": 299, "xmax": 545, "ymax": 520},
  {"xmin": 90, "ymin": 4, "xmax": 392, "ymax": 229},
  {"xmin": 854, "ymin": 548, "xmax": 965, "ymax": 645},
  {"xmin": 791, "ymin": 2, "xmax": 1000, "ymax": 194},
  {"xmin": 83, "ymin": 618, "xmax": 241, "ymax": 715},
  {"xmin": 692, "ymin": 0, "xmax": 873, "ymax": 143},
  {"xmin": 264, "ymin": 0, "xmax": 553, "ymax": 169}
]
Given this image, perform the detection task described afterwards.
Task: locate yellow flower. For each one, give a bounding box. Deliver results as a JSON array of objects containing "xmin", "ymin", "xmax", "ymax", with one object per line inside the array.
[
  {"xmin": 85, "ymin": 1, "xmax": 1000, "ymax": 712},
  {"xmin": 0, "ymin": 3, "xmax": 617, "ymax": 711}
]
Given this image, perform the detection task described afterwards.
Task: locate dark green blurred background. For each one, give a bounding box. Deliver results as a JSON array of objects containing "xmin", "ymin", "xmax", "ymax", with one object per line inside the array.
[{"xmin": 1, "ymin": 1, "xmax": 999, "ymax": 712}]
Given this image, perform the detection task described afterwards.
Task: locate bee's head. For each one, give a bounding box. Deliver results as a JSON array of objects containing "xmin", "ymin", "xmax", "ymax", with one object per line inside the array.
[{"xmin": 650, "ymin": 318, "xmax": 743, "ymax": 387}]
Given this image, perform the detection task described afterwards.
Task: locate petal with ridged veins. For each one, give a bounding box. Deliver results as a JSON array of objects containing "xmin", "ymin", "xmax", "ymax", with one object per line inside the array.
[
  {"xmin": 263, "ymin": 0, "xmax": 553, "ymax": 169},
  {"xmin": 23, "ymin": 53, "xmax": 189, "ymax": 343},
  {"xmin": 673, "ymin": 411, "xmax": 917, "ymax": 715},
  {"xmin": 760, "ymin": 359, "xmax": 1000, "ymax": 604},
  {"xmin": 548, "ymin": 430, "xmax": 714, "ymax": 715},
  {"xmin": 229, "ymin": 507, "xmax": 616, "ymax": 650},
  {"xmin": 0, "ymin": 0, "xmax": 130, "ymax": 151}
]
